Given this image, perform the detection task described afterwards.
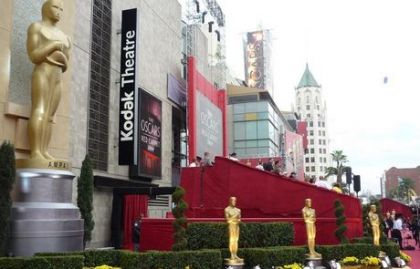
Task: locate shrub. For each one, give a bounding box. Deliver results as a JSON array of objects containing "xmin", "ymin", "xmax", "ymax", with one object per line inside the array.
[
  {"xmin": 36, "ymin": 250, "xmax": 122, "ymax": 267},
  {"xmin": 77, "ymin": 155, "xmax": 95, "ymax": 247},
  {"xmin": 380, "ymin": 242, "xmax": 400, "ymax": 259},
  {"xmin": 42, "ymin": 255, "xmax": 84, "ymax": 269},
  {"xmin": 316, "ymin": 243, "xmax": 379, "ymax": 261},
  {"xmin": 0, "ymin": 142, "xmax": 16, "ymax": 256},
  {"xmin": 334, "ymin": 199, "xmax": 348, "ymax": 243},
  {"xmin": 172, "ymin": 186, "xmax": 188, "ymax": 251},
  {"xmin": 187, "ymin": 222, "xmax": 294, "ymax": 249},
  {"xmin": 0, "ymin": 256, "xmax": 51, "ymax": 269},
  {"xmin": 120, "ymin": 249, "xmax": 222, "ymax": 269}
]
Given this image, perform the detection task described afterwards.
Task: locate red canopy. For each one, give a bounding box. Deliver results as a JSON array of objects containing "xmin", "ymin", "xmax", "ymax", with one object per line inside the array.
[{"xmin": 379, "ymin": 198, "xmax": 412, "ymax": 218}]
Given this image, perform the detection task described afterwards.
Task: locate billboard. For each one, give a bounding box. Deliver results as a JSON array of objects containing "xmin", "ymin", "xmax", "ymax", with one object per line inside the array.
[
  {"xmin": 244, "ymin": 30, "xmax": 273, "ymax": 92},
  {"xmin": 195, "ymin": 92, "xmax": 223, "ymax": 158},
  {"xmin": 131, "ymin": 90, "xmax": 162, "ymax": 178},
  {"xmin": 167, "ymin": 74, "xmax": 186, "ymax": 107},
  {"xmin": 119, "ymin": 8, "xmax": 138, "ymax": 165}
]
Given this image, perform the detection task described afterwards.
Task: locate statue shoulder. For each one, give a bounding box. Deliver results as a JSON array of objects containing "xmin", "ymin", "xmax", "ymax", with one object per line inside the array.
[{"xmin": 28, "ymin": 22, "xmax": 42, "ymax": 34}]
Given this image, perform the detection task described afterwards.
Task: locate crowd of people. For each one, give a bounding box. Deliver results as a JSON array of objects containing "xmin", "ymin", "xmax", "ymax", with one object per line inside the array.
[{"xmin": 383, "ymin": 209, "xmax": 419, "ymax": 250}]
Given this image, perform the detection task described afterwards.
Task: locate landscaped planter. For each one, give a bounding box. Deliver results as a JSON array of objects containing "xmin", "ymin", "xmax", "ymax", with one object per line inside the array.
[
  {"xmin": 362, "ymin": 266, "xmax": 380, "ymax": 269},
  {"xmin": 342, "ymin": 265, "xmax": 362, "ymax": 269}
]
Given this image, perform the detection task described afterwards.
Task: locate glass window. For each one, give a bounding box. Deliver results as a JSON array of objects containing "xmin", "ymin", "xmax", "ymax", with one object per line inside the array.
[
  {"xmin": 233, "ymin": 114, "xmax": 244, "ymax": 121},
  {"xmin": 268, "ymin": 123, "xmax": 276, "ymax": 141},
  {"xmin": 245, "ymin": 102, "xmax": 257, "ymax": 112},
  {"xmin": 257, "ymin": 120, "xmax": 269, "ymax": 139},
  {"xmin": 324, "ymin": 157, "xmax": 327, "ymax": 163},
  {"xmin": 311, "ymin": 166, "xmax": 315, "ymax": 172},
  {"xmin": 258, "ymin": 147, "xmax": 269, "ymax": 156},
  {"xmin": 318, "ymin": 121, "xmax": 321, "ymax": 127},
  {"xmin": 319, "ymin": 139, "xmax": 322, "ymax": 144},
  {"xmin": 310, "ymin": 139, "xmax": 314, "ymax": 145},
  {"xmin": 306, "ymin": 95, "xmax": 310, "ymax": 103},
  {"xmin": 309, "ymin": 121, "xmax": 313, "ymax": 127},
  {"xmin": 304, "ymin": 148, "xmax": 309, "ymax": 154},
  {"xmin": 322, "ymin": 122, "xmax": 325, "ymax": 127},
  {"xmin": 319, "ymin": 148, "xmax": 322, "ymax": 154},
  {"xmin": 306, "ymin": 167, "xmax": 310, "ymax": 172},
  {"xmin": 306, "ymin": 114, "xmax": 311, "ymax": 118},
  {"xmin": 305, "ymin": 157, "xmax": 309, "ymax": 163},
  {"xmin": 258, "ymin": 112, "xmax": 269, "ymax": 119},
  {"xmin": 311, "ymin": 157, "xmax": 315, "ymax": 163},
  {"xmin": 234, "ymin": 141, "xmax": 246, "ymax": 148},
  {"xmin": 323, "ymin": 149, "xmax": 327, "ymax": 154},
  {"xmin": 258, "ymin": 140, "xmax": 269, "ymax": 147},
  {"xmin": 257, "ymin": 102, "xmax": 268, "ymax": 112},
  {"xmin": 318, "ymin": 130, "xmax": 322, "ymax": 135},
  {"xmin": 323, "ymin": 131, "xmax": 325, "ymax": 136},
  {"xmin": 234, "ymin": 122, "xmax": 246, "ymax": 140},
  {"xmin": 310, "ymin": 148, "xmax": 315, "ymax": 154},
  {"xmin": 320, "ymin": 166, "xmax": 323, "ymax": 172},
  {"xmin": 246, "ymin": 121, "xmax": 257, "ymax": 139},
  {"xmin": 246, "ymin": 140, "xmax": 258, "ymax": 147},
  {"xmin": 310, "ymin": 130, "xmax": 314, "ymax": 136},
  {"xmin": 236, "ymin": 148, "xmax": 246, "ymax": 157},
  {"xmin": 234, "ymin": 103, "xmax": 245, "ymax": 114},
  {"xmin": 317, "ymin": 105, "xmax": 320, "ymax": 110},
  {"xmin": 319, "ymin": 157, "xmax": 322, "ymax": 163},
  {"xmin": 246, "ymin": 147, "xmax": 258, "ymax": 156},
  {"xmin": 306, "ymin": 105, "xmax": 310, "ymax": 110}
]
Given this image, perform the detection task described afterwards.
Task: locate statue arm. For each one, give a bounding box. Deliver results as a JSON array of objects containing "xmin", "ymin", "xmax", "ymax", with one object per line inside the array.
[{"xmin": 27, "ymin": 23, "xmax": 63, "ymax": 64}]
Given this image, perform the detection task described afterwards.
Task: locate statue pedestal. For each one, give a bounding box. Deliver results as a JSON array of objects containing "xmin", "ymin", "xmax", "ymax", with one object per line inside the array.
[
  {"xmin": 224, "ymin": 258, "xmax": 244, "ymax": 269},
  {"xmin": 306, "ymin": 257, "xmax": 323, "ymax": 268},
  {"xmin": 10, "ymin": 169, "xmax": 84, "ymax": 256}
]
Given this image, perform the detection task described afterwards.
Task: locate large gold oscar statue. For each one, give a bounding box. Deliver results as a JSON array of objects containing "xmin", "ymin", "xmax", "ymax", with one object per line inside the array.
[
  {"xmin": 18, "ymin": 0, "xmax": 71, "ymax": 169},
  {"xmin": 368, "ymin": 204, "xmax": 380, "ymax": 246},
  {"xmin": 302, "ymin": 198, "xmax": 322, "ymax": 258},
  {"xmin": 224, "ymin": 197, "xmax": 244, "ymax": 265}
]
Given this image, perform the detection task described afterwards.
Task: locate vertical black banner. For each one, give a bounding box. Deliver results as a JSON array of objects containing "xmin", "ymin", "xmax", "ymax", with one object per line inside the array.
[{"xmin": 119, "ymin": 8, "xmax": 138, "ymax": 165}]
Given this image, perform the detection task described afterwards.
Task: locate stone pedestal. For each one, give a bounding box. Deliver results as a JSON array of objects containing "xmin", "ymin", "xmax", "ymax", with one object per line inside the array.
[
  {"xmin": 306, "ymin": 257, "xmax": 323, "ymax": 268},
  {"xmin": 10, "ymin": 169, "xmax": 84, "ymax": 256},
  {"xmin": 224, "ymin": 258, "xmax": 244, "ymax": 269}
]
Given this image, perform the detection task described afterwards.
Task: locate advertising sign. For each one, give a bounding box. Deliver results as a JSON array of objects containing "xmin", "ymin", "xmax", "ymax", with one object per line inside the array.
[
  {"xmin": 167, "ymin": 74, "xmax": 186, "ymax": 107},
  {"xmin": 134, "ymin": 90, "xmax": 162, "ymax": 178},
  {"xmin": 195, "ymin": 92, "xmax": 223, "ymax": 158},
  {"xmin": 245, "ymin": 31, "xmax": 265, "ymax": 89},
  {"xmin": 119, "ymin": 8, "xmax": 138, "ymax": 165}
]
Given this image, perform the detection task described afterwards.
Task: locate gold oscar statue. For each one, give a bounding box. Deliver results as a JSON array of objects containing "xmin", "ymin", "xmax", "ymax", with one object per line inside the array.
[
  {"xmin": 224, "ymin": 197, "xmax": 244, "ymax": 265},
  {"xmin": 18, "ymin": 0, "xmax": 71, "ymax": 169},
  {"xmin": 302, "ymin": 198, "xmax": 322, "ymax": 258},
  {"xmin": 368, "ymin": 204, "xmax": 380, "ymax": 246}
]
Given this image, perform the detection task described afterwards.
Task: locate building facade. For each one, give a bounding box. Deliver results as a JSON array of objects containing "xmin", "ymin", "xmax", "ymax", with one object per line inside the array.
[
  {"xmin": 295, "ymin": 64, "xmax": 331, "ymax": 179},
  {"xmin": 384, "ymin": 166, "xmax": 420, "ymax": 198},
  {"xmin": 0, "ymin": 0, "xmax": 226, "ymax": 248}
]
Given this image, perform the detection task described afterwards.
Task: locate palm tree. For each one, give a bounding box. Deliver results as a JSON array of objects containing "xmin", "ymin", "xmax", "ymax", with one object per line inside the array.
[
  {"xmin": 325, "ymin": 150, "xmax": 348, "ymax": 184},
  {"xmin": 388, "ymin": 177, "xmax": 416, "ymax": 203}
]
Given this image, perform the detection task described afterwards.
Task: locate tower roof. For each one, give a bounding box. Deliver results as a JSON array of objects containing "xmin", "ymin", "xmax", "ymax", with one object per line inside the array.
[{"xmin": 297, "ymin": 63, "xmax": 320, "ymax": 89}]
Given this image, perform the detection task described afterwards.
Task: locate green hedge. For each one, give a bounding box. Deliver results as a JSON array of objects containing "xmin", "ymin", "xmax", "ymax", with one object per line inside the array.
[
  {"xmin": 0, "ymin": 256, "xmax": 83, "ymax": 269},
  {"xmin": 316, "ymin": 243, "xmax": 379, "ymax": 261},
  {"xmin": 120, "ymin": 249, "xmax": 222, "ymax": 269},
  {"xmin": 36, "ymin": 250, "xmax": 121, "ymax": 267},
  {"xmin": 187, "ymin": 222, "xmax": 294, "ymax": 249}
]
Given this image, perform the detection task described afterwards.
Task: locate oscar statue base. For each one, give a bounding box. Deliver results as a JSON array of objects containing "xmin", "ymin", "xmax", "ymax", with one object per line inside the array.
[
  {"xmin": 306, "ymin": 256, "xmax": 323, "ymax": 268},
  {"xmin": 10, "ymin": 169, "xmax": 84, "ymax": 256},
  {"xmin": 224, "ymin": 258, "xmax": 244, "ymax": 269},
  {"xmin": 16, "ymin": 158, "xmax": 71, "ymax": 171}
]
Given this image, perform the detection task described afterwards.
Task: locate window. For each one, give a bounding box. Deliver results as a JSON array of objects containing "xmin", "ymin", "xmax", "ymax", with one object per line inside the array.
[
  {"xmin": 310, "ymin": 130, "xmax": 314, "ymax": 136},
  {"xmin": 306, "ymin": 105, "xmax": 310, "ymax": 110},
  {"xmin": 306, "ymin": 95, "xmax": 310, "ymax": 103},
  {"xmin": 310, "ymin": 139, "xmax": 314, "ymax": 145},
  {"xmin": 311, "ymin": 166, "xmax": 315, "ymax": 172},
  {"xmin": 305, "ymin": 148, "xmax": 309, "ymax": 154},
  {"xmin": 257, "ymin": 120, "xmax": 269, "ymax": 139},
  {"xmin": 318, "ymin": 130, "xmax": 322, "ymax": 136},
  {"xmin": 306, "ymin": 167, "xmax": 310, "ymax": 172},
  {"xmin": 320, "ymin": 166, "xmax": 323, "ymax": 172},
  {"xmin": 323, "ymin": 131, "xmax": 326, "ymax": 136},
  {"xmin": 319, "ymin": 148, "xmax": 322, "ymax": 154},
  {"xmin": 317, "ymin": 105, "xmax": 320, "ymax": 110},
  {"xmin": 323, "ymin": 149, "xmax": 327, "ymax": 154},
  {"xmin": 324, "ymin": 157, "xmax": 327, "ymax": 163},
  {"xmin": 233, "ymin": 103, "xmax": 245, "ymax": 114},
  {"xmin": 319, "ymin": 157, "xmax": 323, "ymax": 163},
  {"xmin": 245, "ymin": 121, "xmax": 257, "ymax": 139},
  {"xmin": 310, "ymin": 148, "xmax": 315, "ymax": 154},
  {"xmin": 311, "ymin": 157, "xmax": 315, "ymax": 163},
  {"xmin": 306, "ymin": 114, "xmax": 311, "ymax": 118},
  {"xmin": 234, "ymin": 122, "xmax": 246, "ymax": 140},
  {"xmin": 319, "ymin": 139, "xmax": 322, "ymax": 145},
  {"xmin": 318, "ymin": 121, "xmax": 321, "ymax": 127},
  {"xmin": 309, "ymin": 121, "xmax": 313, "ymax": 127},
  {"xmin": 322, "ymin": 122, "xmax": 325, "ymax": 127},
  {"xmin": 305, "ymin": 157, "xmax": 310, "ymax": 163}
]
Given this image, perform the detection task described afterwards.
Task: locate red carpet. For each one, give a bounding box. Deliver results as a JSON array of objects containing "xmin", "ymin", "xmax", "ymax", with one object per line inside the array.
[{"xmin": 404, "ymin": 250, "xmax": 420, "ymax": 269}]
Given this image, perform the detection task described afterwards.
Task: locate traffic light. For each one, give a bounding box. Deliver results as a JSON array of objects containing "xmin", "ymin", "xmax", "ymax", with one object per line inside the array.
[{"xmin": 345, "ymin": 167, "xmax": 352, "ymax": 185}]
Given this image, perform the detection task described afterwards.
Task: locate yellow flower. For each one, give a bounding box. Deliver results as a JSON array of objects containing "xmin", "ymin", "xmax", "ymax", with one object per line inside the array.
[
  {"xmin": 94, "ymin": 265, "xmax": 122, "ymax": 269},
  {"xmin": 341, "ymin": 256, "xmax": 359, "ymax": 265},
  {"xmin": 361, "ymin": 256, "xmax": 380, "ymax": 266},
  {"xmin": 400, "ymin": 251, "xmax": 411, "ymax": 263},
  {"xmin": 282, "ymin": 263, "xmax": 303, "ymax": 269}
]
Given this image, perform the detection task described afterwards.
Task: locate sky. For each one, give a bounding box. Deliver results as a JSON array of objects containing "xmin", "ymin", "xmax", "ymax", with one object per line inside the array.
[{"xmin": 217, "ymin": 0, "xmax": 420, "ymax": 194}]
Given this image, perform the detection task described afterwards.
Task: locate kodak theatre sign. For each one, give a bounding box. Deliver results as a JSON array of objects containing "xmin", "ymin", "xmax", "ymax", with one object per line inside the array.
[{"xmin": 119, "ymin": 8, "xmax": 138, "ymax": 165}]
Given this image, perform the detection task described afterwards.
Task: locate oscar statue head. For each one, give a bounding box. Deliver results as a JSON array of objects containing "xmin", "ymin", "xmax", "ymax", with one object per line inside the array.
[
  {"xmin": 305, "ymin": 198, "xmax": 312, "ymax": 208},
  {"xmin": 229, "ymin": 196, "xmax": 237, "ymax": 207},
  {"xmin": 370, "ymin": 204, "xmax": 377, "ymax": 213},
  {"xmin": 42, "ymin": 0, "xmax": 64, "ymax": 23}
]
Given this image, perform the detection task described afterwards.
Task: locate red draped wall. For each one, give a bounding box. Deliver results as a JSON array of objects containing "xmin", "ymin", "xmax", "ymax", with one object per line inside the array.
[
  {"xmin": 123, "ymin": 195, "xmax": 148, "ymax": 250},
  {"xmin": 380, "ymin": 198, "xmax": 412, "ymax": 218},
  {"xmin": 181, "ymin": 157, "xmax": 362, "ymax": 220}
]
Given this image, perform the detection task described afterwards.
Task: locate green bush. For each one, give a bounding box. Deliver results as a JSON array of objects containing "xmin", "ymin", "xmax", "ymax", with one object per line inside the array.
[
  {"xmin": 172, "ymin": 187, "xmax": 189, "ymax": 251},
  {"xmin": 380, "ymin": 242, "xmax": 400, "ymax": 259},
  {"xmin": 77, "ymin": 155, "xmax": 95, "ymax": 247},
  {"xmin": 0, "ymin": 142, "xmax": 16, "ymax": 256},
  {"xmin": 42, "ymin": 255, "xmax": 84, "ymax": 269},
  {"xmin": 120, "ymin": 249, "xmax": 222, "ymax": 269},
  {"xmin": 316, "ymin": 243, "xmax": 379, "ymax": 261},
  {"xmin": 334, "ymin": 199, "xmax": 349, "ymax": 244},
  {"xmin": 0, "ymin": 256, "xmax": 51, "ymax": 269},
  {"xmin": 187, "ymin": 222, "xmax": 294, "ymax": 249},
  {"xmin": 36, "ymin": 250, "xmax": 122, "ymax": 267},
  {"xmin": 220, "ymin": 246, "xmax": 306, "ymax": 269}
]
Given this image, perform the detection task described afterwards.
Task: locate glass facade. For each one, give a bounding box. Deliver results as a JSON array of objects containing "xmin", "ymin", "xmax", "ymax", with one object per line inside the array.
[{"xmin": 231, "ymin": 101, "xmax": 281, "ymax": 158}]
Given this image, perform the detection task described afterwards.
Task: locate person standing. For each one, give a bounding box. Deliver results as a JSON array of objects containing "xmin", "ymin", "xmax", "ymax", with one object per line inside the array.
[
  {"xmin": 392, "ymin": 213, "xmax": 403, "ymax": 249},
  {"xmin": 132, "ymin": 214, "xmax": 143, "ymax": 251},
  {"xmin": 384, "ymin": 211, "xmax": 394, "ymax": 238},
  {"xmin": 255, "ymin": 159, "xmax": 264, "ymax": 170},
  {"xmin": 201, "ymin": 152, "xmax": 213, "ymax": 166}
]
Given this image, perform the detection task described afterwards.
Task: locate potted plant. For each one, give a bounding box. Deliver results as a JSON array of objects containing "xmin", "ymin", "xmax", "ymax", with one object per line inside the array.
[
  {"xmin": 361, "ymin": 256, "xmax": 381, "ymax": 269},
  {"xmin": 400, "ymin": 251, "xmax": 411, "ymax": 264},
  {"xmin": 340, "ymin": 256, "xmax": 361, "ymax": 269},
  {"xmin": 277, "ymin": 263, "xmax": 303, "ymax": 269}
]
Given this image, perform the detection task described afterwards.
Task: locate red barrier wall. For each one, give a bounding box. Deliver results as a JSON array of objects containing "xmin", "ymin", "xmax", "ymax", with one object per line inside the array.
[
  {"xmin": 140, "ymin": 217, "xmax": 362, "ymax": 251},
  {"xmin": 380, "ymin": 198, "xmax": 412, "ymax": 218}
]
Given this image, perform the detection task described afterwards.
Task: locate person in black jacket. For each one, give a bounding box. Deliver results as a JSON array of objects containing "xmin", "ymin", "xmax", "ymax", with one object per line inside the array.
[
  {"xmin": 383, "ymin": 211, "xmax": 394, "ymax": 238},
  {"xmin": 132, "ymin": 214, "xmax": 144, "ymax": 251}
]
